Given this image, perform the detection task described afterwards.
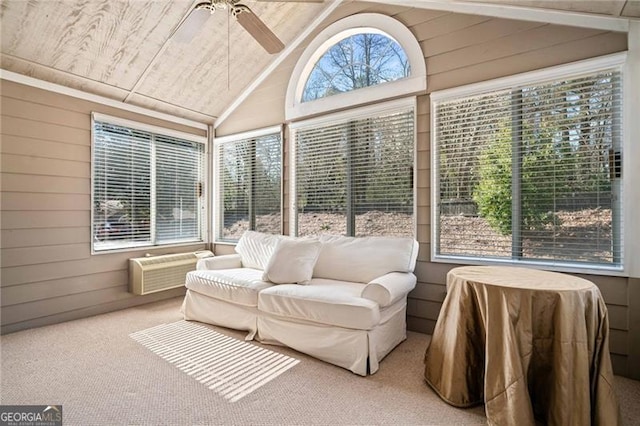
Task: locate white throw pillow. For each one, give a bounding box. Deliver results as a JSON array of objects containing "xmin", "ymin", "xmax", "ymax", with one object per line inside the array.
[
  {"xmin": 262, "ymin": 238, "xmax": 322, "ymax": 284},
  {"xmin": 234, "ymin": 231, "xmax": 282, "ymax": 270}
]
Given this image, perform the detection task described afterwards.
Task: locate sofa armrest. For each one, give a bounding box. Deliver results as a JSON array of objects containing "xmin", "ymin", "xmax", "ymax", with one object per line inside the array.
[
  {"xmin": 361, "ymin": 272, "xmax": 417, "ymax": 307},
  {"xmin": 196, "ymin": 254, "xmax": 242, "ymax": 270}
]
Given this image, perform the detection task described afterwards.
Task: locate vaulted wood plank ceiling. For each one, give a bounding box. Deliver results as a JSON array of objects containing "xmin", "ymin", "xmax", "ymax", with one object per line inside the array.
[
  {"xmin": 0, "ymin": 0, "xmax": 327, "ymax": 123},
  {"xmin": 1, "ymin": 0, "xmax": 638, "ymax": 124}
]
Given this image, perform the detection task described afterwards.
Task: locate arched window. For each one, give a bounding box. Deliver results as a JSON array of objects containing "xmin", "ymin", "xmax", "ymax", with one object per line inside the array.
[
  {"xmin": 286, "ymin": 13, "xmax": 426, "ymax": 121},
  {"xmin": 287, "ymin": 14, "xmax": 425, "ymax": 238},
  {"xmin": 302, "ymin": 32, "xmax": 410, "ymax": 102}
]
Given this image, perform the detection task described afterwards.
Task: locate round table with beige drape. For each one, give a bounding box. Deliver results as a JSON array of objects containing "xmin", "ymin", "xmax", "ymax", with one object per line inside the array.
[{"xmin": 423, "ymin": 266, "xmax": 620, "ymax": 426}]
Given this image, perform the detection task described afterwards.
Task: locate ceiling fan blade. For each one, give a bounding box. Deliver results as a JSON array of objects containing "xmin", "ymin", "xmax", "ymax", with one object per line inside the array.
[
  {"xmin": 235, "ymin": 10, "xmax": 285, "ymax": 54},
  {"xmin": 171, "ymin": 7, "xmax": 211, "ymax": 43}
]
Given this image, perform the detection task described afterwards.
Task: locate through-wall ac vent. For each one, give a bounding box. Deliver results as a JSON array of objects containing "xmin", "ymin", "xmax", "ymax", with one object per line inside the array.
[{"xmin": 129, "ymin": 251, "xmax": 213, "ymax": 295}]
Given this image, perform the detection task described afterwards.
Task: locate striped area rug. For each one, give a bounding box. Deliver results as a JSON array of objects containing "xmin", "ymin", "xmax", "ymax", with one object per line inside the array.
[{"xmin": 130, "ymin": 320, "xmax": 299, "ymax": 402}]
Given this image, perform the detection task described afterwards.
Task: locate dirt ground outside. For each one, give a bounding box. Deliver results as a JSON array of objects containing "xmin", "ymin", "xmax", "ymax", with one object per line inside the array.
[
  {"xmin": 440, "ymin": 208, "xmax": 613, "ymax": 263},
  {"xmin": 222, "ymin": 211, "xmax": 413, "ymax": 240},
  {"xmin": 222, "ymin": 208, "xmax": 613, "ymax": 264}
]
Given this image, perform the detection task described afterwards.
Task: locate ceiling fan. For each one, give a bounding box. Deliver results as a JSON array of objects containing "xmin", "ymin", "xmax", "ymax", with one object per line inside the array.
[{"xmin": 172, "ymin": 0, "xmax": 322, "ymax": 54}]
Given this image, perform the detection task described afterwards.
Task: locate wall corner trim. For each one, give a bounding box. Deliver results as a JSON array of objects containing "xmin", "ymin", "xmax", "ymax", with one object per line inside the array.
[{"xmin": 628, "ymin": 278, "xmax": 640, "ymax": 379}]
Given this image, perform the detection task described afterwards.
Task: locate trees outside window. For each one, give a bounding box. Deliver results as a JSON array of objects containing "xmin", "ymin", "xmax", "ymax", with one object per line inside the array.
[
  {"xmin": 216, "ymin": 130, "xmax": 282, "ymax": 241},
  {"xmin": 292, "ymin": 102, "xmax": 414, "ymax": 237},
  {"xmin": 433, "ymin": 65, "xmax": 622, "ymax": 267},
  {"xmin": 302, "ymin": 33, "xmax": 409, "ymax": 102},
  {"xmin": 287, "ymin": 17, "xmax": 422, "ymax": 238}
]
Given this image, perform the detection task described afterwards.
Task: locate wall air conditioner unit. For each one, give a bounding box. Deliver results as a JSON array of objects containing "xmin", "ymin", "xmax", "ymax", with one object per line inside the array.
[{"xmin": 129, "ymin": 250, "xmax": 213, "ymax": 295}]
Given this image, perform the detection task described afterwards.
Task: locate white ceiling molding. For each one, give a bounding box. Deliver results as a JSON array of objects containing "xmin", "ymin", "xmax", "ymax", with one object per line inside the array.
[
  {"xmin": 0, "ymin": 69, "xmax": 208, "ymax": 130},
  {"xmin": 214, "ymin": 0, "xmax": 343, "ymax": 129},
  {"xmin": 364, "ymin": 0, "xmax": 630, "ymax": 32}
]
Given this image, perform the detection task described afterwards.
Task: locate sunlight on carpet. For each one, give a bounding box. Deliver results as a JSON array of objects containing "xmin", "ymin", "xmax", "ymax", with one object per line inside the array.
[{"xmin": 130, "ymin": 320, "xmax": 299, "ymax": 402}]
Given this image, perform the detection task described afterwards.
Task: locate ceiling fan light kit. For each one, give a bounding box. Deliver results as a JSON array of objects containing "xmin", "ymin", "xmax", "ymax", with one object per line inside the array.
[{"xmin": 174, "ymin": 0, "xmax": 285, "ymax": 54}]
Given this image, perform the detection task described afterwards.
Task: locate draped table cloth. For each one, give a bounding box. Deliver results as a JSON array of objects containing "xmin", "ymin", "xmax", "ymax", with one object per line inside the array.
[{"xmin": 423, "ymin": 266, "xmax": 619, "ymax": 425}]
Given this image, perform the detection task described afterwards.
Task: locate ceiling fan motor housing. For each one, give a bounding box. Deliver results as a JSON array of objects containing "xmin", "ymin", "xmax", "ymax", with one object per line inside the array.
[
  {"xmin": 187, "ymin": 0, "xmax": 285, "ymax": 54},
  {"xmin": 195, "ymin": 0, "xmax": 248, "ymax": 16}
]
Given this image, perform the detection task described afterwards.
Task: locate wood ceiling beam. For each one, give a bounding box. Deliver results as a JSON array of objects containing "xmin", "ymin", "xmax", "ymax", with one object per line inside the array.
[{"xmin": 123, "ymin": 0, "xmax": 198, "ymax": 104}]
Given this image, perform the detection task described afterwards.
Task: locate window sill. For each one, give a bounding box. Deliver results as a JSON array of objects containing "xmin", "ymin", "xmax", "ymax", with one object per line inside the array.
[
  {"xmin": 91, "ymin": 241, "xmax": 206, "ymax": 256},
  {"xmin": 430, "ymin": 254, "xmax": 627, "ymax": 278},
  {"xmin": 213, "ymin": 241, "xmax": 238, "ymax": 246}
]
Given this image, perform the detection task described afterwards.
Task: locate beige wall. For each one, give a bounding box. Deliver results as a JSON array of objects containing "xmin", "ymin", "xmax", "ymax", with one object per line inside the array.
[
  {"xmin": 215, "ymin": 2, "xmax": 639, "ymax": 378},
  {"xmin": 0, "ymin": 80, "xmax": 207, "ymax": 334}
]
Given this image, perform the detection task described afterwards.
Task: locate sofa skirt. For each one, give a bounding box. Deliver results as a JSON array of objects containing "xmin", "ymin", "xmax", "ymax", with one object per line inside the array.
[
  {"xmin": 368, "ymin": 301, "xmax": 409, "ymax": 372},
  {"xmin": 257, "ymin": 302, "xmax": 408, "ymax": 376},
  {"xmin": 182, "ymin": 289, "xmax": 408, "ymax": 375},
  {"xmin": 181, "ymin": 289, "xmax": 259, "ymax": 339}
]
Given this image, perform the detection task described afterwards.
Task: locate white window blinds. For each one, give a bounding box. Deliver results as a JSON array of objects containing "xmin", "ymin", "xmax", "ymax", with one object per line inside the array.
[
  {"xmin": 292, "ymin": 103, "xmax": 414, "ymax": 237},
  {"xmin": 155, "ymin": 136, "xmax": 204, "ymax": 243},
  {"xmin": 217, "ymin": 131, "xmax": 282, "ymax": 241},
  {"xmin": 92, "ymin": 119, "xmax": 205, "ymax": 252},
  {"xmin": 434, "ymin": 67, "xmax": 623, "ymax": 268}
]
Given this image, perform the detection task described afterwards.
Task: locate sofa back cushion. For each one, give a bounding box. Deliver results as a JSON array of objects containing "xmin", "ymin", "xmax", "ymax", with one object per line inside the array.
[
  {"xmin": 234, "ymin": 231, "xmax": 282, "ymax": 270},
  {"xmin": 313, "ymin": 235, "xmax": 419, "ymax": 283}
]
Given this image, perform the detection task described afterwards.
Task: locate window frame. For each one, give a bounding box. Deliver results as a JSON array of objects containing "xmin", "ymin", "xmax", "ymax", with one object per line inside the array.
[
  {"xmin": 430, "ymin": 52, "xmax": 628, "ymax": 276},
  {"xmin": 285, "ymin": 13, "xmax": 426, "ymax": 121},
  {"xmin": 90, "ymin": 112, "xmax": 208, "ymax": 254},
  {"xmin": 289, "ymin": 97, "xmax": 417, "ymax": 238},
  {"xmin": 213, "ymin": 125, "xmax": 284, "ymax": 243}
]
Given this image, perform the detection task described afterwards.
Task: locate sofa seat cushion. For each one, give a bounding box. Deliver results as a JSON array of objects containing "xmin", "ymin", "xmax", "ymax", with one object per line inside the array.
[
  {"xmin": 258, "ymin": 279, "xmax": 380, "ymax": 330},
  {"xmin": 186, "ymin": 268, "xmax": 273, "ymax": 307}
]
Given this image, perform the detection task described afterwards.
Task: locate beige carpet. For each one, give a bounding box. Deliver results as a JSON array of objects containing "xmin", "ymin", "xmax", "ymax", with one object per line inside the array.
[
  {"xmin": 1, "ymin": 296, "xmax": 638, "ymax": 426},
  {"xmin": 130, "ymin": 320, "xmax": 299, "ymax": 403}
]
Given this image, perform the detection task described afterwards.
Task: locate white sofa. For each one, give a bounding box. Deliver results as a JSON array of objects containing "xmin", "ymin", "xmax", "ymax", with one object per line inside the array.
[{"xmin": 181, "ymin": 231, "xmax": 419, "ymax": 376}]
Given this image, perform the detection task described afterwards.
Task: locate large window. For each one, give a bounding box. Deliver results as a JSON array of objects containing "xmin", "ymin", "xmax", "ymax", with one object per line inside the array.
[
  {"xmin": 92, "ymin": 114, "xmax": 206, "ymax": 252},
  {"xmin": 215, "ymin": 127, "xmax": 282, "ymax": 242},
  {"xmin": 291, "ymin": 100, "xmax": 415, "ymax": 237},
  {"xmin": 432, "ymin": 56, "xmax": 624, "ymax": 270},
  {"xmin": 286, "ymin": 14, "xmax": 423, "ymax": 238}
]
